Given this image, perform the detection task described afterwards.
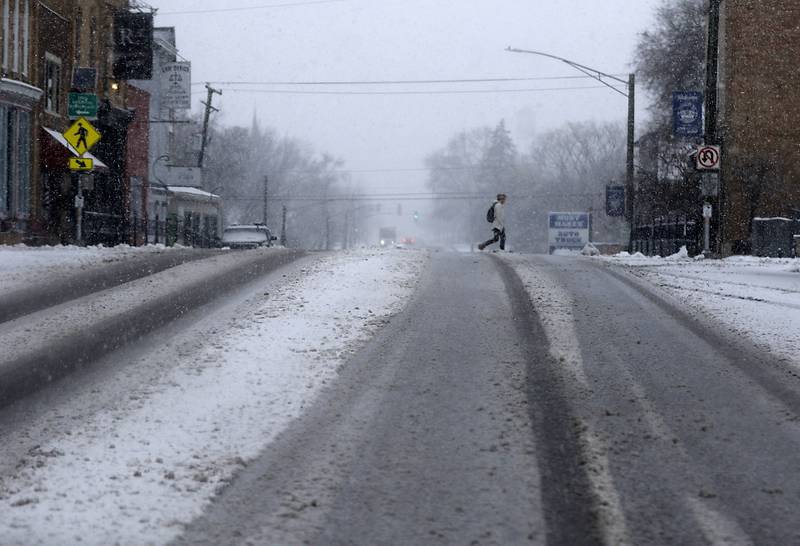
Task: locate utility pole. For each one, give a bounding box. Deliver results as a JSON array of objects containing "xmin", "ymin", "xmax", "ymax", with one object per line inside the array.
[
  {"xmin": 325, "ymin": 213, "xmax": 331, "ymax": 251},
  {"xmin": 263, "ymin": 175, "xmax": 268, "ymax": 225},
  {"xmin": 705, "ymin": 0, "xmax": 723, "ymax": 254},
  {"xmin": 344, "ymin": 202, "xmax": 355, "ymax": 250},
  {"xmin": 74, "ymin": 176, "xmax": 84, "ymax": 245},
  {"xmin": 626, "ymin": 73, "xmax": 636, "ymax": 227},
  {"xmin": 198, "ymin": 83, "xmax": 222, "ymax": 168},
  {"xmin": 705, "ymin": 0, "xmax": 721, "ymax": 144},
  {"xmin": 280, "ymin": 204, "xmax": 287, "ymax": 246}
]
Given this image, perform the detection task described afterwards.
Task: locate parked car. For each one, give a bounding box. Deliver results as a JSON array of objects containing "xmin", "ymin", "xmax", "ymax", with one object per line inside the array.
[{"xmin": 221, "ymin": 224, "xmax": 277, "ymax": 249}]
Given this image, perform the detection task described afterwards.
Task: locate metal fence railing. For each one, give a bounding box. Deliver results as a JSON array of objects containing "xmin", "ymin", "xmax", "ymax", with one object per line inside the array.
[
  {"xmin": 143, "ymin": 216, "xmax": 220, "ymax": 248},
  {"xmin": 631, "ymin": 216, "xmax": 699, "ymax": 257}
]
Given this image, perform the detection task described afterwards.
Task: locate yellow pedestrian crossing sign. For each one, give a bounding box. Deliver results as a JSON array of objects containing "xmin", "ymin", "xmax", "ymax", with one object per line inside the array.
[
  {"xmin": 63, "ymin": 116, "xmax": 101, "ymax": 156},
  {"xmin": 68, "ymin": 157, "xmax": 94, "ymax": 171}
]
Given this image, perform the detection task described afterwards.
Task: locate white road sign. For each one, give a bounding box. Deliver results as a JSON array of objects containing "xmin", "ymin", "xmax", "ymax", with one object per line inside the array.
[
  {"xmin": 161, "ymin": 62, "xmax": 192, "ymax": 110},
  {"xmin": 697, "ymin": 145, "xmax": 721, "ymax": 170},
  {"xmin": 548, "ymin": 212, "xmax": 591, "ymax": 254}
]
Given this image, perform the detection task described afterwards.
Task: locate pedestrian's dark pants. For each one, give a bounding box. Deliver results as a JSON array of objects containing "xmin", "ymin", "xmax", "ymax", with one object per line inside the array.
[{"xmin": 481, "ymin": 228, "xmax": 506, "ymax": 250}]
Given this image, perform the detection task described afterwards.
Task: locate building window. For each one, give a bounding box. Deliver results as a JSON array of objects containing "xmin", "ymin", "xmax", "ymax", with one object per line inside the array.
[
  {"xmin": 44, "ymin": 53, "xmax": 62, "ymax": 114},
  {"xmin": 2, "ymin": 0, "xmax": 9, "ymax": 69},
  {"xmin": 0, "ymin": 106, "xmax": 32, "ymax": 217},
  {"xmin": 21, "ymin": 0, "xmax": 28, "ymax": 76},
  {"xmin": 16, "ymin": 110, "xmax": 29, "ymax": 213},
  {"xmin": 74, "ymin": 7, "xmax": 82, "ymax": 64},
  {"xmin": 89, "ymin": 14, "xmax": 97, "ymax": 65},
  {"xmin": 11, "ymin": 0, "xmax": 18, "ymax": 73},
  {"xmin": 0, "ymin": 106, "xmax": 7, "ymax": 212}
]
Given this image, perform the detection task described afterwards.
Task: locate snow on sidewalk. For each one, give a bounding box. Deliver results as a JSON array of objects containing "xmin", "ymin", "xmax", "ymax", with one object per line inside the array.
[
  {"xmin": 0, "ymin": 249, "xmax": 426, "ymax": 546},
  {"xmin": 0, "ymin": 244, "xmax": 187, "ymax": 293},
  {"xmin": 598, "ymin": 252, "xmax": 800, "ymax": 368}
]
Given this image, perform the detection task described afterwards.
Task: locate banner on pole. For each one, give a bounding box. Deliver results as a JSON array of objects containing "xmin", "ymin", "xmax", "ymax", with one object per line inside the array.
[{"xmin": 672, "ymin": 91, "xmax": 704, "ymax": 138}]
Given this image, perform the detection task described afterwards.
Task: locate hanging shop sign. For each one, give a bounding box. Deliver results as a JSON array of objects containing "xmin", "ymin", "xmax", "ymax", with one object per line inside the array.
[
  {"xmin": 113, "ymin": 12, "xmax": 154, "ymax": 80},
  {"xmin": 161, "ymin": 62, "xmax": 192, "ymax": 110}
]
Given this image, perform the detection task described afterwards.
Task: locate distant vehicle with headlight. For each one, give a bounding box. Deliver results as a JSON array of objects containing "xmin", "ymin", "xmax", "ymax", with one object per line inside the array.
[{"xmin": 378, "ymin": 226, "xmax": 397, "ymax": 247}]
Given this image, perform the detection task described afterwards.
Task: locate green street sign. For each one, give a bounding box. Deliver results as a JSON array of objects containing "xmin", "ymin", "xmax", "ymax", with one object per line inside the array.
[{"xmin": 68, "ymin": 93, "xmax": 98, "ymax": 120}]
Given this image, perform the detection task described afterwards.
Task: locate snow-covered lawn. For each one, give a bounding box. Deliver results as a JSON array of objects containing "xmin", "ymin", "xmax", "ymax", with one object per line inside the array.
[
  {"xmin": 599, "ymin": 252, "xmax": 800, "ymax": 367},
  {"xmin": 0, "ymin": 249, "xmax": 426, "ymax": 545},
  {"xmin": 0, "ymin": 244, "xmax": 187, "ymax": 293}
]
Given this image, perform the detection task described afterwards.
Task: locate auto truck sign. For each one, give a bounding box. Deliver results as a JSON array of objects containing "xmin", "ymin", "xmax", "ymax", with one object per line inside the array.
[{"xmin": 548, "ymin": 212, "xmax": 591, "ymax": 254}]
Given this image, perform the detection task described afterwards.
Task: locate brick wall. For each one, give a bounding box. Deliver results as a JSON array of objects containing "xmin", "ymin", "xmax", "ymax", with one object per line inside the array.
[{"xmin": 720, "ymin": 0, "xmax": 800, "ymax": 252}]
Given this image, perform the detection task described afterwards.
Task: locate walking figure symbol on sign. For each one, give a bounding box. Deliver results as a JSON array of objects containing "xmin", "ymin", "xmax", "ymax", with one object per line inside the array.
[
  {"xmin": 74, "ymin": 123, "xmax": 89, "ymax": 152},
  {"xmin": 696, "ymin": 145, "xmax": 721, "ymax": 171}
]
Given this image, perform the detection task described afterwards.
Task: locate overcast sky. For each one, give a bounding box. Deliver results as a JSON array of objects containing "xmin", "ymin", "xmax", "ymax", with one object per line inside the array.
[{"xmin": 153, "ymin": 0, "xmax": 663, "ymax": 192}]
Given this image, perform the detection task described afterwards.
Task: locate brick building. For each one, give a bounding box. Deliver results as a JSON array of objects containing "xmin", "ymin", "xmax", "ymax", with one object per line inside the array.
[
  {"xmin": 717, "ymin": 1, "xmax": 800, "ymax": 254},
  {"xmin": 0, "ymin": 0, "xmax": 40, "ymax": 243},
  {"xmin": 0, "ymin": 0, "xmax": 152, "ymax": 245}
]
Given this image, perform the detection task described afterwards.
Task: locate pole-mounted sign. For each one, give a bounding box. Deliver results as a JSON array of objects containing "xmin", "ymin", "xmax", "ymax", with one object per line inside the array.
[
  {"xmin": 696, "ymin": 145, "xmax": 721, "ymax": 170},
  {"xmin": 63, "ymin": 116, "xmax": 101, "ymax": 157},
  {"xmin": 68, "ymin": 157, "xmax": 94, "ymax": 171},
  {"xmin": 673, "ymin": 91, "xmax": 704, "ymax": 138},
  {"xmin": 605, "ymin": 185, "xmax": 625, "ymax": 217},
  {"xmin": 68, "ymin": 93, "xmax": 98, "ymax": 120}
]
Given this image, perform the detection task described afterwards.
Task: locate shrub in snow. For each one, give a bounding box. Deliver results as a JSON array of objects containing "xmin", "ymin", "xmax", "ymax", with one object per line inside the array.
[
  {"xmin": 581, "ymin": 243, "xmax": 600, "ymax": 256},
  {"xmin": 666, "ymin": 245, "xmax": 690, "ymax": 260}
]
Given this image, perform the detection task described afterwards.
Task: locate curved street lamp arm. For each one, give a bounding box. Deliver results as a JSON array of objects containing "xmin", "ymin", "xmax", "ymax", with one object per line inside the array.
[{"xmin": 506, "ymin": 46, "xmax": 629, "ymax": 96}]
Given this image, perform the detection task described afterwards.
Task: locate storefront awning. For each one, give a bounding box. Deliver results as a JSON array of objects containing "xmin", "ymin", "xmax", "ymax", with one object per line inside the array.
[{"xmin": 42, "ymin": 127, "xmax": 109, "ymax": 169}]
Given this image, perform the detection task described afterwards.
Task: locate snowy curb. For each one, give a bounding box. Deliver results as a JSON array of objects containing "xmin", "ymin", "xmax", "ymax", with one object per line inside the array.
[
  {"xmin": 593, "ymin": 252, "xmax": 800, "ymax": 369},
  {"xmin": 0, "ymin": 249, "xmax": 304, "ymax": 406}
]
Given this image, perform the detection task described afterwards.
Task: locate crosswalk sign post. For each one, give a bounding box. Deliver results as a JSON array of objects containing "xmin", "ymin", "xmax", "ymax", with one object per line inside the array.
[{"xmin": 63, "ymin": 116, "xmax": 101, "ymax": 156}]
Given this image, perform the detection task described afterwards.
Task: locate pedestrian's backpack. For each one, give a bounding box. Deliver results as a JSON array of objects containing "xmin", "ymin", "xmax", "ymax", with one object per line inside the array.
[{"xmin": 486, "ymin": 201, "xmax": 498, "ymax": 223}]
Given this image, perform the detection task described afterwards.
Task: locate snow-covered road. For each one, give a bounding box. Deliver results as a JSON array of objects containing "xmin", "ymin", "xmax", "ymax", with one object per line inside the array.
[
  {"xmin": 503, "ymin": 252, "xmax": 800, "ymax": 545},
  {"xmin": 596, "ymin": 253, "xmax": 800, "ymax": 368},
  {"xmin": 0, "ymin": 249, "xmax": 425, "ymax": 546},
  {"xmin": 2, "ymin": 245, "xmax": 798, "ymax": 545}
]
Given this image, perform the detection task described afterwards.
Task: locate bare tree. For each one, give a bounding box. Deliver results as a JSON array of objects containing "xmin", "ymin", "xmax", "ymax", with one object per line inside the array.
[
  {"xmin": 181, "ymin": 119, "xmax": 355, "ymax": 249},
  {"xmin": 633, "ymin": 0, "xmax": 707, "ymax": 128}
]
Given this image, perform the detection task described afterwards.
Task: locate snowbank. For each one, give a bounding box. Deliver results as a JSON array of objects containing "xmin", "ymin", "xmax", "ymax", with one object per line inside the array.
[{"xmin": 0, "ymin": 244, "xmax": 188, "ymax": 293}]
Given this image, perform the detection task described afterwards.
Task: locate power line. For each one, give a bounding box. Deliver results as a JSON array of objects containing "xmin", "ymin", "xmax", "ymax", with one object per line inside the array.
[
  {"xmin": 157, "ymin": 0, "xmax": 346, "ymax": 16},
  {"xmin": 224, "ymin": 191, "xmax": 604, "ymax": 202},
  {"xmin": 189, "ymin": 75, "xmax": 618, "ymax": 87},
  {"xmin": 200, "ymin": 85, "xmax": 610, "ymax": 96}
]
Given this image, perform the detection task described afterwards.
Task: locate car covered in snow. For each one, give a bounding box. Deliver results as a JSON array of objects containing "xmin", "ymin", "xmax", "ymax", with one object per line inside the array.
[{"xmin": 221, "ymin": 224, "xmax": 277, "ymax": 249}]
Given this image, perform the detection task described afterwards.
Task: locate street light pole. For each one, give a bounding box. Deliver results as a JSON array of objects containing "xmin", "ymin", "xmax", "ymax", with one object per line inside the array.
[
  {"xmin": 626, "ymin": 73, "xmax": 636, "ymax": 225},
  {"xmin": 263, "ymin": 175, "xmax": 269, "ymax": 226},
  {"xmin": 506, "ymin": 47, "xmax": 636, "ymax": 246}
]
